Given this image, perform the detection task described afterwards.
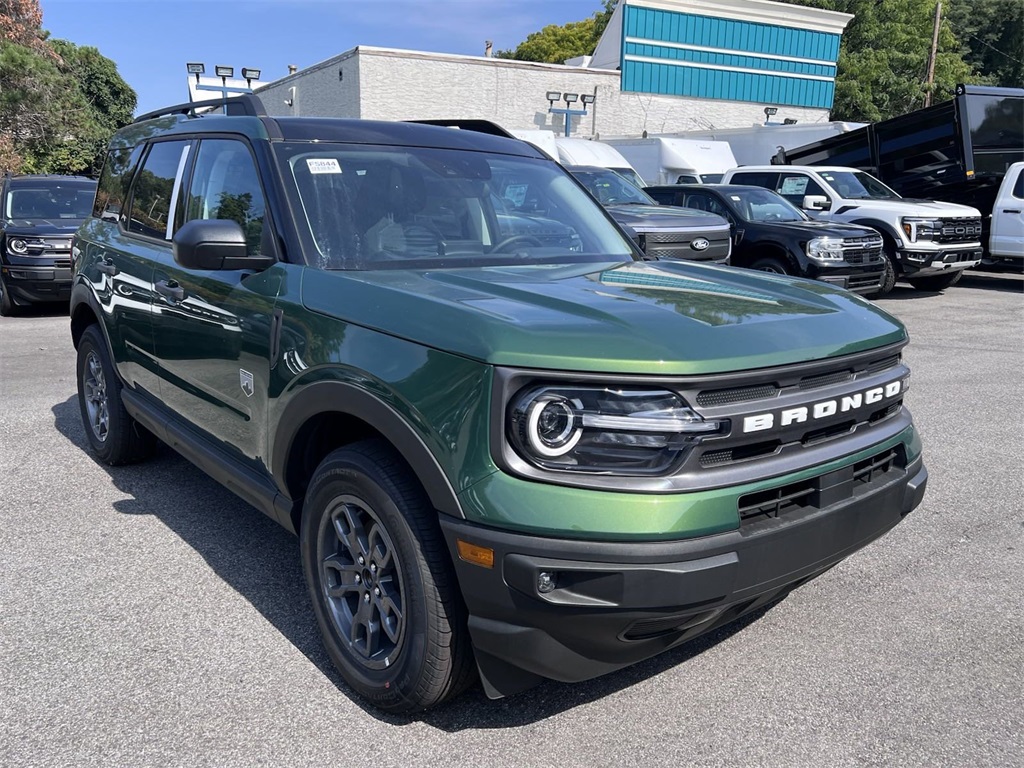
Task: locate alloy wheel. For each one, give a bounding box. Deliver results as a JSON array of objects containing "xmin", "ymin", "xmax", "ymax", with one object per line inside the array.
[
  {"xmin": 82, "ymin": 351, "xmax": 109, "ymax": 442},
  {"xmin": 318, "ymin": 494, "xmax": 406, "ymax": 669}
]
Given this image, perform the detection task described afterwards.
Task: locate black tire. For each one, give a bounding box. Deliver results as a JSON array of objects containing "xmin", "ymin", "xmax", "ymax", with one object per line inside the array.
[
  {"xmin": 908, "ymin": 270, "xmax": 963, "ymax": 292},
  {"xmin": 869, "ymin": 242, "xmax": 898, "ymax": 298},
  {"xmin": 0, "ymin": 274, "xmax": 16, "ymax": 317},
  {"xmin": 300, "ymin": 439, "xmax": 475, "ymax": 713},
  {"xmin": 76, "ymin": 324, "xmax": 156, "ymax": 465},
  {"xmin": 750, "ymin": 256, "xmax": 792, "ymax": 276}
]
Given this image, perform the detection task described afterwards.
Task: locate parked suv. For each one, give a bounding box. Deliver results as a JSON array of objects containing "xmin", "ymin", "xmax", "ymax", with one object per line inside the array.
[
  {"xmin": 646, "ymin": 184, "xmax": 886, "ymax": 295},
  {"xmin": 721, "ymin": 166, "xmax": 983, "ymax": 294},
  {"xmin": 0, "ymin": 174, "xmax": 97, "ymax": 315},
  {"xmin": 567, "ymin": 166, "xmax": 731, "ymax": 264},
  {"xmin": 71, "ymin": 95, "xmax": 927, "ymax": 713}
]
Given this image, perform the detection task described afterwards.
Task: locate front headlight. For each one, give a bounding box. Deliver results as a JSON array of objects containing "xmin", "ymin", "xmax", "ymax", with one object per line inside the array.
[
  {"xmin": 806, "ymin": 236, "xmax": 845, "ymax": 261},
  {"xmin": 8, "ymin": 238, "xmax": 28, "ymax": 254},
  {"xmin": 901, "ymin": 217, "xmax": 942, "ymax": 243},
  {"xmin": 508, "ymin": 385, "xmax": 723, "ymax": 475}
]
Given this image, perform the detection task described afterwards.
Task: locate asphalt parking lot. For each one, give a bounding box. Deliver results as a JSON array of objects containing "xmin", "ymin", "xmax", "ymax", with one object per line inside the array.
[{"xmin": 1, "ymin": 269, "xmax": 1021, "ymax": 767}]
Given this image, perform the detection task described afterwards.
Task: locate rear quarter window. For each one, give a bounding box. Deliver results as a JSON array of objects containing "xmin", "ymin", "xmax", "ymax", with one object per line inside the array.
[{"xmin": 728, "ymin": 171, "xmax": 779, "ymax": 189}]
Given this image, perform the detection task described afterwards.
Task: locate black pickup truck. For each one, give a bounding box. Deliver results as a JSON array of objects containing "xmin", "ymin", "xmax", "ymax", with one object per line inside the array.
[{"xmin": 646, "ymin": 184, "xmax": 887, "ymax": 295}]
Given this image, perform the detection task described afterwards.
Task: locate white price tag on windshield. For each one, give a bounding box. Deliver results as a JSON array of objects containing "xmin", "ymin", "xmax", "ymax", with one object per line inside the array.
[{"xmin": 306, "ymin": 158, "xmax": 342, "ymax": 174}]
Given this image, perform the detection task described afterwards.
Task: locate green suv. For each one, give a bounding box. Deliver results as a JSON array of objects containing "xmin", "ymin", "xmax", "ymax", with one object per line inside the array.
[{"xmin": 70, "ymin": 95, "xmax": 927, "ymax": 713}]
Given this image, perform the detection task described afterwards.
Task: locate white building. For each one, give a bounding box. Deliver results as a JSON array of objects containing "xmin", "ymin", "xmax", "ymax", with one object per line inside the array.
[{"xmin": 255, "ymin": 0, "xmax": 852, "ymax": 136}]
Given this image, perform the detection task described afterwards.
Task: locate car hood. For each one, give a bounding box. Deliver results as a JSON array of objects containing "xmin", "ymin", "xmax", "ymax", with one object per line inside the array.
[
  {"xmin": 301, "ymin": 260, "xmax": 906, "ymax": 375},
  {"xmin": 835, "ymin": 199, "xmax": 981, "ymax": 217},
  {"xmin": 603, "ymin": 204, "xmax": 728, "ymax": 232},
  {"xmin": 755, "ymin": 219, "xmax": 879, "ymax": 239},
  {"xmin": 2, "ymin": 218, "xmax": 84, "ymax": 235}
]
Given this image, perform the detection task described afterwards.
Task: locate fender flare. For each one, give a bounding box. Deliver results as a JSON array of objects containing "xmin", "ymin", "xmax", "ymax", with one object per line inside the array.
[
  {"xmin": 69, "ymin": 281, "xmax": 108, "ymax": 350},
  {"xmin": 848, "ymin": 218, "xmax": 903, "ymax": 247},
  {"xmin": 271, "ymin": 380, "xmax": 465, "ymax": 519}
]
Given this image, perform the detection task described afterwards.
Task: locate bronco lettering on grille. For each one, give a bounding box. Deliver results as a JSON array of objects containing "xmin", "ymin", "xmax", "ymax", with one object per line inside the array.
[{"xmin": 742, "ymin": 379, "xmax": 904, "ymax": 433}]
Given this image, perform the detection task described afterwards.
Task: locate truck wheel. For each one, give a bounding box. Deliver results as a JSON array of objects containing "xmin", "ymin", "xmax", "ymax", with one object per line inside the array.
[
  {"xmin": 869, "ymin": 248, "xmax": 898, "ymax": 298},
  {"xmin": 750, "ymin": 256, "xmax": 791, "ymax": 276},
  {"xmin": 76, "ymin": 324, "xmax": 156, "ymax": 465},
  {"xmin": 0, "ymin": 275, "xmax": 16, "ymax": 317},
  {"xmin": 908, "ymin": 270, "xmax": 963, "ymax": 292},
  {"xmin": 300, "ymin": 439, "xmax": 475, "ymax": 713}
]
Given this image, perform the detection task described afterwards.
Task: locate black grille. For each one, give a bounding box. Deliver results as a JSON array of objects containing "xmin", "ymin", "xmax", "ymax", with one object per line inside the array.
[
  {"xmin": 866, "ymin": 355, "xmax": 901, "ymax": 374},
  {"xmin": 935, "ymin": 218, "xmax": 982, "ymax": 244},
  {"xmin": 697, "ymin": 383, "xmax": 779, "ymax": 407},
  {"xmin": 700, "ymin": 440, "xmax": 780, "ymax": 467},
  {"xmin": 799, "ymin": 369, "xmax": 853, "ymax": 389},
  {"xmin": 738, "ymin": 445, "xmax": 907, "ymax": 526}
]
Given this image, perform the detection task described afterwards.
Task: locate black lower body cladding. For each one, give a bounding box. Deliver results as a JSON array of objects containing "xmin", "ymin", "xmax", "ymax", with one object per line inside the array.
[{"xmin": 441, "ymin": 456, "xmax": 927, "ymax": 699}]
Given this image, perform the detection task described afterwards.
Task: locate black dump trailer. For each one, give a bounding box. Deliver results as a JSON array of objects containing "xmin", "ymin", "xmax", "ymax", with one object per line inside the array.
[{"xmin": 773, "ymin": 85, "xmax": 1023, "ymax": 245}]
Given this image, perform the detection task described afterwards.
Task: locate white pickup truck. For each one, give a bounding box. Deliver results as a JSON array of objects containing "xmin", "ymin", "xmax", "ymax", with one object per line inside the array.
[
  {"xmin": 987, "ymin": 161, "xmax": 1024, "ymax": 267},
  {"xmin": 722, "ymin": 165, "xmax": 984, "ymax": 294}
]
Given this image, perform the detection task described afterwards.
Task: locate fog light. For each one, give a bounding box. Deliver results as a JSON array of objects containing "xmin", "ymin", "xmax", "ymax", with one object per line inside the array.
[{"xmin": 537, "ymin": 571, "xmax": 557, "ymax": 593}]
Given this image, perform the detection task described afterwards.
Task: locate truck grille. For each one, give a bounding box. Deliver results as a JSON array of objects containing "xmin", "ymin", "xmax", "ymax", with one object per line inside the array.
[
  {"xmin": 840, "ymin": 234, "xmax": 883, "ymax": 265},
  {"xmin": 738, "ymin": 445, "xmax": 906, "ymax": 526},
  {"xmin": 935, "ymin": 218, "xmax": 982, "ymax": 244},
  {"xmin": 639, "ymin": 231, "xmax": 730, "ymax": 263}
]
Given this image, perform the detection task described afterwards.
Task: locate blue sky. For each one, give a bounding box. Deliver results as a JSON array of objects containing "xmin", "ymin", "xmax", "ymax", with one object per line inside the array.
[{"xmin": 40, "ymin": 0, "xmax": 606, "ymax": 116}]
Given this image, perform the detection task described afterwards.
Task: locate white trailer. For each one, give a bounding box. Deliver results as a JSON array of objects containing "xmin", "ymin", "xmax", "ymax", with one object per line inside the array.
[
  {"xmin": 554, "ymin": 138, "xmax": 645, "ymax": 188},
  {"xmin": 601, "ymin": 137, "xmax": 737, "ymax": 186},
  {"xmin": 509, "ymin": 129, "xmax": 559, "ymax": 161},
  {"xmin": 655, "ymin": 123, "xmax": 866, "ymax": 167}
]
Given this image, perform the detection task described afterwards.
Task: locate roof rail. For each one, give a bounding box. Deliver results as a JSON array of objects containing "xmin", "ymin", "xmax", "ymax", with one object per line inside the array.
[
  {"xmin": 404, "ymin": 119, "xmax": 516, "ymax": 139},
  {"xmin": 134, "ymin": 93, "xmax": 267, "ymax": 124}
]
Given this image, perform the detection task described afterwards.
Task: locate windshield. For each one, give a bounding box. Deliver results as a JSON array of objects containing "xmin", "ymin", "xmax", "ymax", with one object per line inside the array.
[
  {"xmin": 701, "ymin": 174, "xmax": 723, "ymax": 184},
  {"xmin": 570, "ymin": 168, "xmax": 656, "ymax": 206},
  {"xmin": 276, "ymin": 144, "xmax": 635, "ymax": 270},
  {"xmin": 727, "ymin": 187, "xmax": 808, "ymax": 222},
  {"xmin": 819, "ymin": 170, "xmax": 901, "ymax": 200},
  {"xmin": 609, "ymin": 166, "xmax": 646, "ymax": 189},
  {"xmin": 4, "ymin": 181, "xmax": 96, "ymax": 220}
]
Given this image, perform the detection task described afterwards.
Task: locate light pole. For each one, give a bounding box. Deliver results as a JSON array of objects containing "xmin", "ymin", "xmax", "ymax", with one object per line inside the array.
[
  {"xmin": 547, "ymin": 91, "xmax": 596, "ymax": 137},
  {"xmin": 186, "ymin": 63, "xmax": 261, "ymax": 106}
]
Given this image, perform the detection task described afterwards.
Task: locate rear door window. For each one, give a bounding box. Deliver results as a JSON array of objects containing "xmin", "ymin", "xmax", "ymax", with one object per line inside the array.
[
  {"xmin": 128, "ymin": 140, "xmax": 191, "ymax": 240},
  {"xmin": 728, "ymin": 171, "xmax": 779, "ymax": 190}
]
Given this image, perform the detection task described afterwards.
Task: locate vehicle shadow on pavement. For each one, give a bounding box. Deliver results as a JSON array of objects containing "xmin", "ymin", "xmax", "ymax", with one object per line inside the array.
[
  {"xmin": 52, "ymin": 395, "xmax": 778, "ymax": 729},
  {"xmin": 875, "ymin": 271, "xmax": 1023, "ymax": 302}
]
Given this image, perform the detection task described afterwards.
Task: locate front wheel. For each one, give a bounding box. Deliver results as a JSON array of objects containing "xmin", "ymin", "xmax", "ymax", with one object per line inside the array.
[
  {"xmin": 750, "ymin": 256, "xmax": 792, "ymax": 276},
  {"xmin": 868, "ymin": 247, "xmax": 898, "ymax": 298},
  {"xmin": 908, "ymin": 270, "xmax": 963, "ymax": 292},
  {"xmin": 300, "ymin": 440, "xmax": 475, "ymax": 713},
  {"xmin": 0, "ymin": 275, "xmax": 16, "ymax": 317}
]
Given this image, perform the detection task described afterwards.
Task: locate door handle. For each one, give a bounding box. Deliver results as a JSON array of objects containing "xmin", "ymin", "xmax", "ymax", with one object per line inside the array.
[
  {"xmin": 1003, "ymin": 209, "xmax": 1021, "ymax": 214},
  {"xmin": 96, "ymin": 259, "xmax": 119, "ymax": 276},
  {"xmin": 155, "ymin": 279, "xmax": 185, "ymax": 302}
]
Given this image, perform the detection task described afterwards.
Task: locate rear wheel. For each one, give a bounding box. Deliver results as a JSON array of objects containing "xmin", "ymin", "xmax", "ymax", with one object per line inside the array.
[
  {"xmin": 908, "ymin": 270, "xmax": 963, "ymax": 292},
  {"xmin": 76, "ymin": 325, "xmax": 156, "ymax": 465},
  {"xmin": 300, "ymin": 439, "xmax": 475, "ymax": 713},
  {"xmin": 750, "ymin": 256, "xmax": 792, "ymax": 276}
]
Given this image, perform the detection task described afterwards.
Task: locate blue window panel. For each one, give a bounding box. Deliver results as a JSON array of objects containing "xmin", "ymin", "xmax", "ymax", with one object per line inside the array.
[
  {"xmin": 622, "ymin": 41, "xmax": 836, "ymax": 77},
  {"xmin": 623, "ymin": 6, "xmax": 842, "ymax": 65},
  {"xmin": 622, "ymin": 60, "xmax": 836, "ymax": 109}
]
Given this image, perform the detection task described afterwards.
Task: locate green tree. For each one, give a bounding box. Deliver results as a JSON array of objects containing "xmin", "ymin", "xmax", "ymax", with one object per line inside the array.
[
  {"xmin": 497, "ymin": 0, "xmax": 616, "ymax": 63},
  {"xmin": 946, "ymin": 0, "xmax": 1024, "ymax": 88},
  {"xmin": 0, "ymin": 1, "xmax": 135, "ymax": 175}
]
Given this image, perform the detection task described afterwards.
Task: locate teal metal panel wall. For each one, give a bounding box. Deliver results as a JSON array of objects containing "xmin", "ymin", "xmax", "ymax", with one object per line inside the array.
[{"xmin": 620, "ymin": 4, "xmax": 842, "ymax": 108}]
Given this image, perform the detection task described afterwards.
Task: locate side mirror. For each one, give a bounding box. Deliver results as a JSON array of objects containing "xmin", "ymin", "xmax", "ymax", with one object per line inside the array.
[
  {"xmin": 173, "ymin": 219, "xmax": 274, "ymax": 271},
  {"xmin": 803, "ymin": 195, "xmax": 831, "ymax": 211}
]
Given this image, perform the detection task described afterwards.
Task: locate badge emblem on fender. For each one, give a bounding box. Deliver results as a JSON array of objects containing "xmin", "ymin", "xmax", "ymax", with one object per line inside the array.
[{"xmin": 239, "ymin": 369, "xmax": 254, "ymax": 398}]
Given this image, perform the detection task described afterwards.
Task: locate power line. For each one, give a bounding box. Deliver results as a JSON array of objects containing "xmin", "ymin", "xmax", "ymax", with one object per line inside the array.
[{"xmin": 958, "ymin": 28, "xmax": 1024, "ymax": 65}]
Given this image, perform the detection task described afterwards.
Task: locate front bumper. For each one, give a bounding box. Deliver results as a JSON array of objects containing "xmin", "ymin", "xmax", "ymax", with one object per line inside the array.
[
  {"xmin": 443, "ymin": 454, "xmax": 926, "ymax": 699},
  {"xmin": 1, "ymin": 262, "xmax": 73, "ymax": 304},
  {"xmin": 899, "ymin": 247, "xmax": 982, "ymax": 276},
  {"xmin": 811, "ymin": 262, "xmax": 885, "ymax": 294}
]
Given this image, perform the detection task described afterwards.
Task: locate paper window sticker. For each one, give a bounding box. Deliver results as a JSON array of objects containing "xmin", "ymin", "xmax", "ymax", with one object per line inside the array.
[{"xmin": 307, "ymin": 158, "xmax": 342, "ymax": 174}]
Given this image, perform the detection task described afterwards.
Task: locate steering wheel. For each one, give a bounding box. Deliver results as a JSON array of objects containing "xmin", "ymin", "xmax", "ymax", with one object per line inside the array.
[
  {"xmin": 491, "ymin": 235, "xmax": 544, "ymax": 253},
  {"xmin": 764, "ymin": 213, "xmax": 783, "ymax": 221}
]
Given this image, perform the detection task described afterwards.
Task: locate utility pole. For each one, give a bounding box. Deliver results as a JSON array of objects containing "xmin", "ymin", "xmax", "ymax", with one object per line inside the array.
[{"xmin": 924, "ymin": 1, "xmax": 942, "ymax": 108}]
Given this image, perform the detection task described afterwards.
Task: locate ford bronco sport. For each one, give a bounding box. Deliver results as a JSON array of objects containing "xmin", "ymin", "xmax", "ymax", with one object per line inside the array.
[{"xmin": 70, "ymin": 95, "xmax": 927, "ymax": 713}]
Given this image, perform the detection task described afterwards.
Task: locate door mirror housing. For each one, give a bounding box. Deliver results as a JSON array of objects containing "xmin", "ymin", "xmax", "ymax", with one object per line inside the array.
[
  {"xmin": 173, "ymin": 219, "xmax": 274, "ymax": 271},
  {"xmin": 803, "ymin": 194, "xmax": 831, "ymax": 211}
]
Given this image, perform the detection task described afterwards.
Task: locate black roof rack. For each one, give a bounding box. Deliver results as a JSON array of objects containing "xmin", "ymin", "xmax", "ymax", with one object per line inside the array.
[
  {"xmin": 134, "ymin": 93, "xmax": 267, "ymax": 124},
  {"xmin": 404, "ymin": 119, "xmax": 516, "ymax": 139}
]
